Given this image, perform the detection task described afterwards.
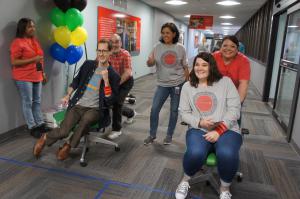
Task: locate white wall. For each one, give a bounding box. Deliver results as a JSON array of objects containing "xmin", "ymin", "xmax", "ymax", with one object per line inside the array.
[
  {"xmin": 82, "ymin": 0, "xmax": 154, "ymax": 79},
  {"xmin": 0, "ymin": 0, "xmax": 65, "ymax": 134},
  {"xmin": 248, "ymin": 58, "xmax": 266, "ymax": 96},
  {"xmin": 0, "ymin": 0, "xmax": 165, "ymax": 134}
]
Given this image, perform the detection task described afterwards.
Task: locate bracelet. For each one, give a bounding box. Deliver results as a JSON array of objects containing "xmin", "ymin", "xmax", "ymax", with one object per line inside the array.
[
  {"xmin": 104, "ymin": 86, "xmax": 112, "ymax": 96},
  {"xmin": 215, "ymin": 122, "xmax": 228, "ymax": 136}
]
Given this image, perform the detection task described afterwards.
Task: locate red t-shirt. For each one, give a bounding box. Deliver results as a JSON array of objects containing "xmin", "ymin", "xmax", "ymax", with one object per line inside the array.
[
  {"xmin": 109, "ymin": 49, "xmax": 132, "ymax": 77},
  {"xmin": 213, "ymin": 51, "xmax": 250, "ymax": 88},
  {"xmin": 10, "ymin": 37, "xmax": 44, "ymax": 82}
]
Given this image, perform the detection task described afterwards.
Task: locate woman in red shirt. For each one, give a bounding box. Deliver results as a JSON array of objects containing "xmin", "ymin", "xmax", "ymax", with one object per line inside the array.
[
  {"xmin": 213, "ymin": 35, "xmax": 250, "ymax": 103},
  {"xmin": 10, "ymin": 18, "xmax": 48, "ymax": 138},
  {"xmin": 213, "ymin": 36, "xmax": 251, "ymax": 126}
]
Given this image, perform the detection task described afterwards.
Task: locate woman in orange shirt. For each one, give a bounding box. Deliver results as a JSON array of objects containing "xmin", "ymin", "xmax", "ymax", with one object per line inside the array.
[{"xmin": 10, "ymin": 18, "xmax": 48, "ymax": 138}]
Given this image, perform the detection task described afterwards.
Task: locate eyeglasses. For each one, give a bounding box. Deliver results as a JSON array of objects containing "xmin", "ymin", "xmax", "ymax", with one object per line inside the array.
[{"xmin": 96, "ymin": 49, "xmax": 109, "ymax": 54}]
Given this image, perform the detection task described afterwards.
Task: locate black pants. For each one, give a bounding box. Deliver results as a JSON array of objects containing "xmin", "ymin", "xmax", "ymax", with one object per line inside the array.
[{"xmin": 112, "ymin": 77, "xmax": 134, "ymax": 131}]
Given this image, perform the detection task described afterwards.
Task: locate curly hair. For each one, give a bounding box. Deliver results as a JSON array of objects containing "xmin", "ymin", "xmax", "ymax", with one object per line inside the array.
[
  {"xmin": 189, "ymin": 52, "xmax": 223, "ymax": 87},
  {"xmin": 159, "ymin": 22, "xmax": 179, "ymax": 44}
]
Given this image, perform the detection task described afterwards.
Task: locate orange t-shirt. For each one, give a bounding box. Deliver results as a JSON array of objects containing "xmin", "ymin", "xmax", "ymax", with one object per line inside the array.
[
  {"xmin": 10, "ymin": 37, "xmax": 44, "ymax": 82},
  {"xmin": 213, "ymin": 51, "xmax": 250, "ymax": 88}
]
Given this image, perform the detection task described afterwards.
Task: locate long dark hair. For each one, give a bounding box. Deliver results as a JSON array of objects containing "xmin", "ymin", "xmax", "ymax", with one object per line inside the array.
[
  {"xmin": 159, "ymin": 22, "xmax": 179, "ymax": 44},
  {"xmin": 189, "ymin": 52, "xmax": 223, "ymax": 87},
  {"xmin": 16, "ymin": 18, "xmax": 34, "ymax": 38}
]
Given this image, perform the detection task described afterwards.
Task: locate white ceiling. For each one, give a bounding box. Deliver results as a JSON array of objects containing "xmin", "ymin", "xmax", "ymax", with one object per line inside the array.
[{"xmin": 140, "ymin": 0, "xmax": 269, "ymax": 35}]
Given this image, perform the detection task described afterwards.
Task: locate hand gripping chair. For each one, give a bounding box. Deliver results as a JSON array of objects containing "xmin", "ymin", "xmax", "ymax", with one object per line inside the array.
[{"xmin": 53, "ymin": 110, "xmax": 120, "ymax": 167}]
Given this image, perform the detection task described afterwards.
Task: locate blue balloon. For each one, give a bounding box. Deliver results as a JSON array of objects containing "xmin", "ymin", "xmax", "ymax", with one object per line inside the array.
[
  {"xmin": 50, "ymin": 43, "xmax": 66, "ymax": 63},
  {"xmin": 66, "ymin": 45, "xmax": 83, "ymax": 64}
]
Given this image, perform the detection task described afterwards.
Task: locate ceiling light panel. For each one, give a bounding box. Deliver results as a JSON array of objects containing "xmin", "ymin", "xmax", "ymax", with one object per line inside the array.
[
  {"xmin": 216, "ymin": 1, "xmax": 241, "ymax": 6},
  {"xmin": 165, "ymin": 0, "xmax": 188, "ymax": 6}
]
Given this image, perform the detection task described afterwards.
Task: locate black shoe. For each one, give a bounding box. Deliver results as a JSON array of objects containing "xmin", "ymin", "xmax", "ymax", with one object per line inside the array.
[
  {"xmin": 30, "ymin": 127, "xmax": 42, "ymax": 139},
  {"xmin": 38, "ymin": 124, "xmax": 52, "ymax": 132}
]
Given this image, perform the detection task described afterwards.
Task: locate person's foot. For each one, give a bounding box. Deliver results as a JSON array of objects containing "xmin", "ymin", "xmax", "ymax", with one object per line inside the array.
[
  {"xmin": 107, "ymin": 131, "xmax": 122, "ymax": 139},
  {"xmin": 163, "ymin": 136, "xmax": 172, "ymax": 145},
  {"xmin": 124, "ymin": 111, "xmax": 137, "ymax": 124},
  {"xmin": 143, "ymin": 136, "xmax": 156, "ymax": 146},
  {"xmin": 33, "ymin": 134, "xmax": 47, "ymax": 158},
  {"xmin": 57, "ymin": 143, "xmax": 71, "ymax": 161},
  {"xmin": 219, "ymin": 191, "xmax": 232, "ymax": 199},
  {"xmin": 175, "ymin": 181, "xmax": 190, "ymax": 199}
]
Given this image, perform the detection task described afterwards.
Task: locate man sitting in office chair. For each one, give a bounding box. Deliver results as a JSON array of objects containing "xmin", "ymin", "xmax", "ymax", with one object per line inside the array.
[{"xmin": 33, "ymin": 39, "xmax": 120, "ymax": 160}]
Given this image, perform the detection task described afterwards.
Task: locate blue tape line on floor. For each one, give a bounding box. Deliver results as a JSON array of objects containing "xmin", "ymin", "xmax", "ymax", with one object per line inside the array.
[
  {"xmin": 0, "ymin": 156, "xmax": 181, "ymax": 198},
  {"xmin": 94, "ymin": 182, "xmax": 110, "ymax": 199}
]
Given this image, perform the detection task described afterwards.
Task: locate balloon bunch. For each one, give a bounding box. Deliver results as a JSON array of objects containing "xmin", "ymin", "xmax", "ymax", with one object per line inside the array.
[{"xmin": 49, "ymin": 0, "xmax": 88, "ymax": 64}]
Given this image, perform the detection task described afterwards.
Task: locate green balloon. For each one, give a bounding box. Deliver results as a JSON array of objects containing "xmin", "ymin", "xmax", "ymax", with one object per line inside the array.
[
  {"xmin": 50, "ymin": 7, "xmax": 65, "ymax": 27},
  {"xmin": 65, "ymin": 8, "xmax": 83, "ymax": 31}
]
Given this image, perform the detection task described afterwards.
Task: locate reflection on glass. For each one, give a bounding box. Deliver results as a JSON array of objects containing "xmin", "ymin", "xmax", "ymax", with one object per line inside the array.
[
  {"xmin": 274, "ymin": 68, "xmax": 297, "ymax": 125},
  {"xmin": 282, "ymin": 10, "xmax": 300, "ymax": 64}
]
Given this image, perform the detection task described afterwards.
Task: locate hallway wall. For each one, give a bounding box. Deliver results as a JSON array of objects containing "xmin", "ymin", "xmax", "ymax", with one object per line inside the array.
[
  {"xmin": 249, "ymin": 58, "xmax": 266, "ymax": 96},
  {"xmin": 0, "ymin": 0, "xmax": 187, "ymax": 135}
]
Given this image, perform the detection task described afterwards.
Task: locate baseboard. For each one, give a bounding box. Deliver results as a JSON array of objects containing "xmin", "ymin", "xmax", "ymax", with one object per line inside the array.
[
  {"xmin": 0, "ymin": 125, "xmax": 27, "ymax": 144},
  {"xmin": 290, "ymin": 139, "xmax": 300, "ymax": 157}
]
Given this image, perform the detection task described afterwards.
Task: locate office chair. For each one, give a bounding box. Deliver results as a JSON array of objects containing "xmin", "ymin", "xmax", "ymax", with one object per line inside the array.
[
  {"xmin": 53, "ymin": 110, "xmax": 120, "ymax": 167},
  {"xmin": 180, "ymin": 122, "xmax": 247, "ymax": 194}
]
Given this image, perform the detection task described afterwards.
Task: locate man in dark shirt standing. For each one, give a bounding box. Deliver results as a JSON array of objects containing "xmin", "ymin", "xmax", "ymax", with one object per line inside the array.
[{"xmin": 33, "ymin": 39, "xmax": 120, "ymax": 160}]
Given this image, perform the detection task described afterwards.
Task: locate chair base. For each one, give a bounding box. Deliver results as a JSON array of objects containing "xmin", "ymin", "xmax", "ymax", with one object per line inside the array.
[
  {"xmin": 189, "ymin": 167, "xmax": 220, "ymax": 195},
  {"xmin": 189, "ymin": 167, "xmax": 244, "ymax": 195},
  {"xmin": 79, "ymin": 132, "xmax": 120, "ymax": 167}
]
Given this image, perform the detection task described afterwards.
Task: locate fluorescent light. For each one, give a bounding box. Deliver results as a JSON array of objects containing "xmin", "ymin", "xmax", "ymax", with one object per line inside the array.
[
  {"xmin": 217, "ymin": 1, "xmax": 240, "ymax": 6},
  {"xmin": 220, "ymin": 15, "xmax": 235, "ymax": 19},
  {"xmin": 165, "ymin": 0, "xmax": 188, "ymax": 5},
  {"xmin": 114, "ymin": 13, "xmax": 126, "ymax": 18},
  {"xmin": 222, "ymin": 27, "xmax": 231, "ymax": 29},
  {"xmin": 288, "ymin": 25, "xmax": 298, "ymax": 28},
  {"xmin": 184, "ymin": 15, "xmax": 191, "ymax": 18},
  {"xmin": 221, "ymin": 22, "xmax": 232, "ymax": 25}
]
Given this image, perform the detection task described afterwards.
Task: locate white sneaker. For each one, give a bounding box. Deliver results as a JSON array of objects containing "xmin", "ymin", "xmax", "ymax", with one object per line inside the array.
[
  {"xmin": 220, "ymin": 191, "xmax": 232, "ymax": 199},
  {"xmin": 124, "ymin": 111, "xmax": 136, "ymax": 124},
  {"xmin": 107, "ymin": 131, "xmax": 122, "ymax": 139},
  {"xmin": 175, "ymin": 181, "xmax": 190, "ymax": 199}
]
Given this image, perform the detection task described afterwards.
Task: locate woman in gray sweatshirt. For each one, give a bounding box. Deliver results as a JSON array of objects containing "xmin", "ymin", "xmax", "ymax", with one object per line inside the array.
[{"xmin": 175, "ymin": 52, "xmax": 241, "ymax": 199}]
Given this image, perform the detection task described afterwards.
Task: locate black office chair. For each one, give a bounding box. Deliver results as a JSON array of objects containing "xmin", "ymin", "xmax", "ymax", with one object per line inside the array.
[
  {"xmin": 181, "ymin": 122, "xmax": 248, "ymax": 194},
  {"xmin": 53, "ymin": 110, "xmax": 120, "ymax": 167}
]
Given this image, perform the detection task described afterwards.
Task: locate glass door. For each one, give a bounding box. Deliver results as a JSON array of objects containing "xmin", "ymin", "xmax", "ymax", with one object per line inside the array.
[{"xmin": 274, "ymin": 7, "xmax": 300, "ymax": 140}]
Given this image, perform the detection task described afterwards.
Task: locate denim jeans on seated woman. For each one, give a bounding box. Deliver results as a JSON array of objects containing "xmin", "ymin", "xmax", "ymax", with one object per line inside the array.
[
  {"xmin": 183, "ymin": 128, "xmax": 242, "ymax": 183},
  {"xmin": 149, "ymin": 83, "xmax": 183, "ymax": 138},
  {"xmin": 15, "ymin": 81, "xmax": 44, "ymax": 129}
]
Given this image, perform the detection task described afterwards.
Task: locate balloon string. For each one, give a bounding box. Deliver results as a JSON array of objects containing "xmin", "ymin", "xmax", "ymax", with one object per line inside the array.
[{"xmin": 84, "ymin": 42, "xmax": 88, "ymax": 60}]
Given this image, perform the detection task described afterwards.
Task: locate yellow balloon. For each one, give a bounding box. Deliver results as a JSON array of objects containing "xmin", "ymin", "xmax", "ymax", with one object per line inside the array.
[
  {"xmin": 71, "ymin": 27, "xmax": 88, "ymax": 46},
  {"xmin": 54, "ymin": 26, "xmax": 71, "ymax": 48}
]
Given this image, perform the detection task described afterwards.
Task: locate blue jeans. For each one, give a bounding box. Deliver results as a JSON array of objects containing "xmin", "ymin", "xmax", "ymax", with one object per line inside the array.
[
  {"xmin": 183, "ymin": 128, "xmax": 242, "ymax": 183},
  {"xmin": 15, "ymin": 81, "xmax": 44, "ymax": 129},
  {"xmin": 149, "ymin": 84, "xmax": 183, "ymax": 138}
]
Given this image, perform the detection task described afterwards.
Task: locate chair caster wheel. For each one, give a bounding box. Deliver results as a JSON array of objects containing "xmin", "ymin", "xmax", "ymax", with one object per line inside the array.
[
  {"xmin": 206, "ymin": 181, "xmax": 210, "ymax": 186},
  {"xmin": 115, "ymin": 146, "xmax": 120, "ymax": 152},
  {"xmin": 86, "ymin": 147, "xmax": 89, "ymax": 153},
  {"xmin": 237, "ymin": 172, "xmax": 243, "ymax": 182},
  {"xmin": 80, "ymin": 161, "xmax": 88, "ymax": 167}
]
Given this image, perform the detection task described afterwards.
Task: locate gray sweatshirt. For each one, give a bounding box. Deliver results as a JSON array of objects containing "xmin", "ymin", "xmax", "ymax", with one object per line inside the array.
[
  {"xmin": 179, "ymin": 77, "xmax": 241, "ymax": 134},
  {"xmin": 151, "ymin": 43, "xmax": 188, "ymax": 87}
]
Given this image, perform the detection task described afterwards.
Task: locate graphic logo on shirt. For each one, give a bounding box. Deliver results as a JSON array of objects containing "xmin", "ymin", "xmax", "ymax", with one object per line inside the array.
[
  {"xmin": 193, "ymin": 92, "xmax": 217, "ymax": 116},
  {"xmin": 161, "ymin": 51, "xmax": 178, "ymax": 68},
  {"xmin": 86, "ymin": 74, "xmax": 101, "ymax": 92}
]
